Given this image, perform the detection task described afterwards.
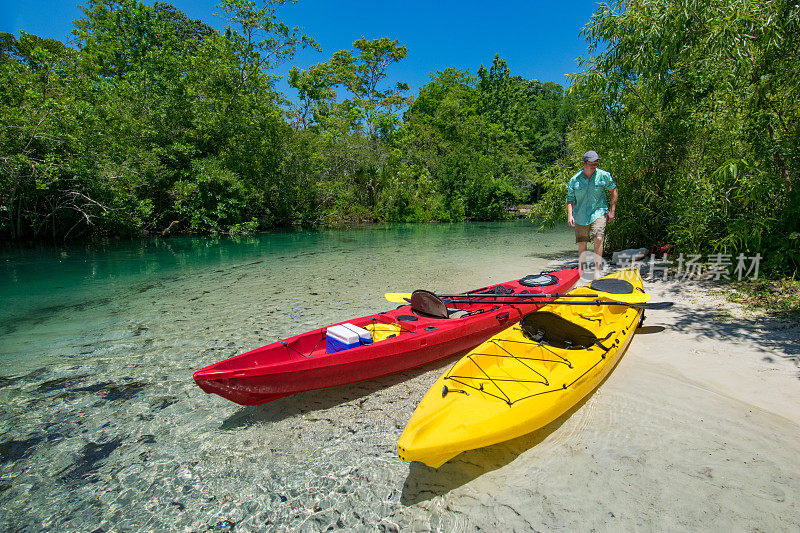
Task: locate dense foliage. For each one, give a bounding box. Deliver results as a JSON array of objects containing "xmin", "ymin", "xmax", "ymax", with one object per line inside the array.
[
  {"xmin": 537, "ymin": 0, "xmax": 800, "ymax": 276},
  {"xmin": 3, "ymin": 0, "xmax": 796, "ymax": 278},
  {"xmin": 0, "ymin": 0, "xmax": 572, "ymax": 240}
]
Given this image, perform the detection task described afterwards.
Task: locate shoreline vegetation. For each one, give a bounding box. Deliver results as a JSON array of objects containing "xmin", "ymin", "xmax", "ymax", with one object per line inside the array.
[
  {"xmin": 1, "ymin": 1, "xmax": 798, "ymax": 279},
  {"xmin": 726, "ymin": 278, "xmax": 800, "ymax": 317}
]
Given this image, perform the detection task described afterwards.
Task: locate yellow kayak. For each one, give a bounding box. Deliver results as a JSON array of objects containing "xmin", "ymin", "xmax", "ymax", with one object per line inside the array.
[{"xmin": 397, "ymin": 270, "xmax": 646, "ymax": 468}]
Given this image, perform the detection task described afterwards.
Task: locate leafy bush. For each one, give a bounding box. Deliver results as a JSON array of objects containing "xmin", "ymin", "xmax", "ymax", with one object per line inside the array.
[{"xmin": 174, "ymin": 158, "xmax": 254, "ymax": 234}]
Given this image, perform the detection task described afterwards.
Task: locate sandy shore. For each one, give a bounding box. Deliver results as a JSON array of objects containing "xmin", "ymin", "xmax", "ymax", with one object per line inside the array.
[{"xmin": 391, "ymin": 272, "xmax": 800, "ymax": 530}]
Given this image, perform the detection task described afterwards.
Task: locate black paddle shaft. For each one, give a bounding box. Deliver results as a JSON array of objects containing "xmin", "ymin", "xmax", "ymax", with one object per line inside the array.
[
  {"xmin": 443, "ymin": 299, "xmax": 674, "ymax": 310},
  {"xmin": 438, "ymin": 293, "xmax": 602, "ymax": 299}
]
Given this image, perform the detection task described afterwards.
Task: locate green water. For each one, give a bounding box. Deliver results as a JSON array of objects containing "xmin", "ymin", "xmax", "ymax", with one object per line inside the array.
[
  {"xmin": 0, "ymin": 222, "xmax": 576, "ymax": 368},
  {"xmin": 0, "ymin": 221, "xmax": 577, "ymax": 530}
]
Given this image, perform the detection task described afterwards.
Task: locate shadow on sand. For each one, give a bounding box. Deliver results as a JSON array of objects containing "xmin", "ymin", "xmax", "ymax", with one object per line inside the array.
[
  {"xmin": 637, "ymin": 325, "xmax": 666, "ymax": 334},
  {"xmin": 399, "ymin": 387, "xmax": 598, "ymax": 505},
  {"xmin": 650, "ymin": 280, "xmax": 800, "ymax": 373},
  {"xmin": 218, "ymin": 356, "xmax": 456, "ymax": 430}
]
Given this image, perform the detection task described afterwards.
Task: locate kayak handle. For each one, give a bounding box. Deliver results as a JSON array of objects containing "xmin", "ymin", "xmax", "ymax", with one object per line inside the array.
[{"xmin": 442, "ymin": 385, "xmax": 469, "ymax": 398}]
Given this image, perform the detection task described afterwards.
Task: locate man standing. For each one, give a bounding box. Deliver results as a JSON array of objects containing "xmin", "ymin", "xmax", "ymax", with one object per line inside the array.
[{"xmin": 566, "ymin": 150, "xmax": 618, "ymax": 277}]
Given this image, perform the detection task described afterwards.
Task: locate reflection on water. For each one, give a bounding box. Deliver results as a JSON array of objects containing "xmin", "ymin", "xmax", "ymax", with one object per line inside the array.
[
  {"xmin": 0, "ymin": 221, "xmax": 577, "ymax": 530},
  {"xmin": 1, "ymin": 222, "xmax": 574, "ymax": 352}
]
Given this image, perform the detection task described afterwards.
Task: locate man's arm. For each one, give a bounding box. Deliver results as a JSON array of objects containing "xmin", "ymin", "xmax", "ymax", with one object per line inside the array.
[
  {"xmin": 607, "ymin": 188, "xmax": 618, "ymax": 222},
  {"xmin": 566, "ymin": 177, "xmax": 576, "ymax": 226}
]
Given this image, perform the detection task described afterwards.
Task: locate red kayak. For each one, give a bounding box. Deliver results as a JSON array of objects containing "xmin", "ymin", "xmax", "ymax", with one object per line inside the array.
[{"xmin": 193, "ymin": 268, "xmax": 580, "ymax": 405}]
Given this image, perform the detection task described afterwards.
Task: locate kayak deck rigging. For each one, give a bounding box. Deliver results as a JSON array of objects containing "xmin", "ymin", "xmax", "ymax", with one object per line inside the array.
[
  {"xmin": 441, "ymin": 317, "xmax": 632, "ymax": 406},
  {"xmin": 276, "ymin": 305, "xmax": 510, "ymax": 360}
]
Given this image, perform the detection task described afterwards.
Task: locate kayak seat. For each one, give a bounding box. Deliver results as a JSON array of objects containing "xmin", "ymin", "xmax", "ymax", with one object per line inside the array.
[
  {"xmin": 519, "ymin": 273, "xmax": 560, "ymax": 287},
  {"xmin": 520, "ymin": 311, "xmax": 598, "ymax": 349},
  {"xmin": 590, "ymin": 278, "xmax": 633, "ymax": 294},
  {"xmin": 410, "ymin": 290, "xmax": 460, "ymax": 319}
]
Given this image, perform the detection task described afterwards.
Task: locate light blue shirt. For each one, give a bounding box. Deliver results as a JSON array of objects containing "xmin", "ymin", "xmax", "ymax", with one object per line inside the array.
[{"xmin": 565, "ymin": 168, "xmax": 616, "ymax": 225}]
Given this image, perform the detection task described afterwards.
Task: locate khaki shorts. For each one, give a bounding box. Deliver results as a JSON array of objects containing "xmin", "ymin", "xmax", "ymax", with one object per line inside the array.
[{"xmin": 575, "ymin": 215, "xmax": 607, "ymax": 243}]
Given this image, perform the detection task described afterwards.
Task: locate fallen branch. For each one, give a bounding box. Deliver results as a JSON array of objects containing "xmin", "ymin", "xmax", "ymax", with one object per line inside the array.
[{"xmin": 162, "ymin": 220, "xmax": 180, "ymax": 236}]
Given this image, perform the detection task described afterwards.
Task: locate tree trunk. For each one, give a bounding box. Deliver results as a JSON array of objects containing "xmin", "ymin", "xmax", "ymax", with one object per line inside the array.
[
  {"xmin": 7, "ymin": 193, "xmax": 15, "ymax": 240},
  {"xmin": 16, "ymin": 195, "xmax": 23, "ymax": 240}
]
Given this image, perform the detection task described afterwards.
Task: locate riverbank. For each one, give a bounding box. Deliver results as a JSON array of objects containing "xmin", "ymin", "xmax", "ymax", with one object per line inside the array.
[{"xmin": 1, "ymin": 228, "xmax": 798, "ymax": 530}]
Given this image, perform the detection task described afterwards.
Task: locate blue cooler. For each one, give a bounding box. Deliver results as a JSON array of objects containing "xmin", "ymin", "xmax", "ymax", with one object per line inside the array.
[{"xmin": 326, "ymin": 323, "xmax": 373, "ymax": 354}]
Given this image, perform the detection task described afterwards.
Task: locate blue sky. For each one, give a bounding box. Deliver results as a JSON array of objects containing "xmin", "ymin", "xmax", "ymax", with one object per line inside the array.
[{"xmin": 2, "ymin": 0, "xmax": 603, "ymax": 95}]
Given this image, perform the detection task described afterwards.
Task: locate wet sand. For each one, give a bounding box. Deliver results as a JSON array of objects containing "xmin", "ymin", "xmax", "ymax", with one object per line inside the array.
[{"xmin": 1, "ymin": 231, "xmax": 799, "ymax": 530}]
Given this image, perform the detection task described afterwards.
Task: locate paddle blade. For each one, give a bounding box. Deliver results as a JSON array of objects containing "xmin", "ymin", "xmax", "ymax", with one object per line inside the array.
[
  {"xmin": 385, "ymin": 292, "xmax": 412, "ymax": 303},
  {"xmin": 641, "ymin": 301, "xmax": 673, "ymax": 310}
]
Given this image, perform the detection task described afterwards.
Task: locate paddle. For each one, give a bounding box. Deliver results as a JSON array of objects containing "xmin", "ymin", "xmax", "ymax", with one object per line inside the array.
[
  {"xmin": 384, "ymin": 291, "xmax": 650, "ymax": 304},
  {"xmin": 386, "ymin": 292, "xmax": 600, "ymax": 303},
  {"xmin": 437, "ymin": 299, "xmax": 674, "ymax": 311}
]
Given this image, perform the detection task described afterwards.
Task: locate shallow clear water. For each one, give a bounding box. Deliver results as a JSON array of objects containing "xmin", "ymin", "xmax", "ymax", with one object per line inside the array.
[{"xmin": 0, "ymin": 221, "xmax": 577, "ymax": 530}]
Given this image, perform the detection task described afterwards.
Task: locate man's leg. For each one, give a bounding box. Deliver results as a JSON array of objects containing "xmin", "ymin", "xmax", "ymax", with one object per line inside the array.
[
  {"xmin": 588, "ymin": 215, "xmax": 607, "ymax": 277},
  {"xmin": 578, "ymin": 241, "xmax": 588, "ymax": 275},
  {"xmin": 592, "ymin": 235, "xmax": 604, "ymax": 276}
]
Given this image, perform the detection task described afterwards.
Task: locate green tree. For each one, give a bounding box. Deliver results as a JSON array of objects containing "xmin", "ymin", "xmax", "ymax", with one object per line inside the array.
[
  {"xmin": 286, "ymin": 37, "xmax": 410, "ymax": 217},
  {"xmin": 397, "ymin": 59, "xmax": 574, "ymax": 221},
  {"xmin": 0, "ymin": 31, "xmax": 115, "ymax": 240},
  {"xmin": 2, "ymin": 2, "xmax": 582, "ymax": 240},
  {"xmin": 287, "ymin": 63, "xmax": 336, "ymax": 130},
  {"xmin": 325, "ymin": 36, "xmax": 410, "ymax": 138}
]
